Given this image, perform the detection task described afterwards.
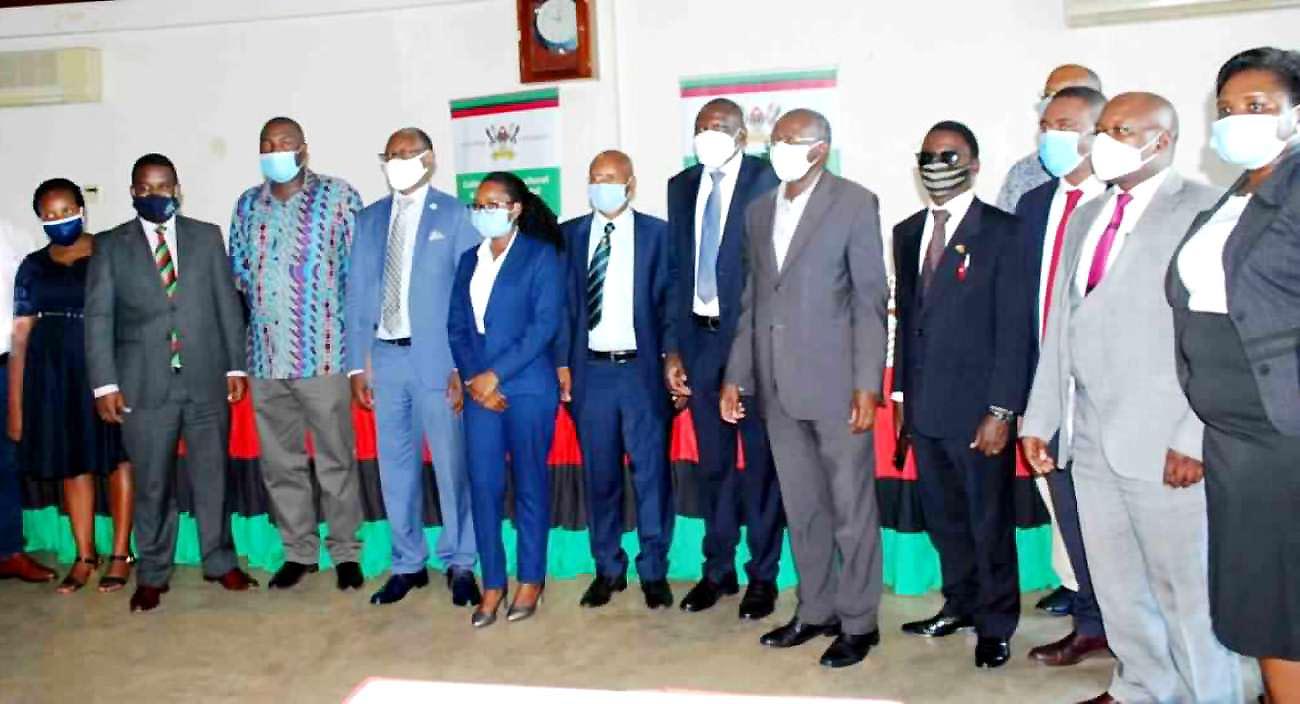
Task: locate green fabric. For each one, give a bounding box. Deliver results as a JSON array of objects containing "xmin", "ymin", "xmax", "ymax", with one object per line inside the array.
[{"xmin": 22, "ymin": 509, "xmax": 1057, "ymax": 596}]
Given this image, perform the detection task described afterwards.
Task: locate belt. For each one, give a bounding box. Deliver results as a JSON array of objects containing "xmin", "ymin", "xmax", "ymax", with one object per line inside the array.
[
  {"xmin": 378, "ymin": 338, "xmax": 412, "ymax": 347},
  {"xmin": 37, "ymin": 311, "xmax": 84, "ymax": 319},
  {"xmin": 587, "ymin": 349, "xmax": 637, "ymax": 363},
  {"xmin": 692, "ymin": 314, "xmax": 721, "ymax": 331}
]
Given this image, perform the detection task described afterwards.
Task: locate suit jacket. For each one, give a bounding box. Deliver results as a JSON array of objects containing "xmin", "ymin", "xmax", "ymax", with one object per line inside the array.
[
  {"xmin": 85, "ymin": 216, "xmax": 246, "ymax": 410},
  {"xmin": 447, "ymin": 232, "xmax": 562, "ymax": 399},
  {"xmin": 664, "ymin": 156, "xmax": 780, "ymax": 367},
  {"xmin": 346, "ymin": 186, "xmax": 480, "ymax": 389},
  {"xmin": 555, "ymin": 211, "xmax": 673, "ymax": 415},
  {"xmin": 724, "ymin": 171, "xmax": 889, "ymax": 421},
  {"xmin": 1167, "ymin": 146, "xmax": 1300, "ymax": 436},
  {"xmin": 1023, "ymin": 171, "xmax": 1220, "ymax": 481},
  {"xmin": 1015, "ymin": 177, "xmax": 1062, "ymax": 363},
  {"xmin": 893, "ymin": 197, "xmax": 1032, "ymax": 439}
]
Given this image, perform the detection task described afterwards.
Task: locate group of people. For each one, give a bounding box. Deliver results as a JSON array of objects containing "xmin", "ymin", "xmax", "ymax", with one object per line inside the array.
[{"xmin": 0, "ymin": 42, "xmax": 1296, "ymax": 703}]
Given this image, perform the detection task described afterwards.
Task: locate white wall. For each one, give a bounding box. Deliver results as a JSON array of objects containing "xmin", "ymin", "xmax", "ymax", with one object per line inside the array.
[{"xmin": 0, "ymin": 0, "xmax": 1297, "ymax": 247}]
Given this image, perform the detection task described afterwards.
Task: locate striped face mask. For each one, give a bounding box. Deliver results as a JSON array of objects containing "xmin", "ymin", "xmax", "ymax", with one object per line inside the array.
[{"xmin": 919, "ymin": 162, "xmax": 971, "ymax": 199}]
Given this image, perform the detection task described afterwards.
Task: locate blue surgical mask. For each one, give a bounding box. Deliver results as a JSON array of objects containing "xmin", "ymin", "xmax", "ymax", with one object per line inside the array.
[
  {"xmin": 1038, "ymin": 130, "xmax": 1086, "ymax": 178},
  {"xmin": 260, "ymin": 150, "xmax": 302, "ymax": 184},
  {"xmin": 588, "ymin": 182, "xmax": 629, "ymax": 214},
  {"xmin": 470, "ymin": 208, "xmax": 513, "ymax": 240},
  {"xmin": 132, "ymin": 194, "xmax": 178, "ymax": 224},
  {"xmin": 42, "ymin": 213, "xmax": 84, "ymax": 246}
]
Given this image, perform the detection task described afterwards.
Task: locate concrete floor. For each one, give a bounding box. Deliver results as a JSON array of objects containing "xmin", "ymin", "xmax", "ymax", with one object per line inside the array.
[{"xmin": 0, "ymin": 559, "xmax": 1118, "ymax": 704}]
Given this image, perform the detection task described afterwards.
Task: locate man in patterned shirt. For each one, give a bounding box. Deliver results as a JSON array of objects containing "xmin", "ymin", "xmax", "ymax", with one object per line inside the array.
[{"xmin": 230, "ymin": 116, "xmax": 365, "ymax": 592}]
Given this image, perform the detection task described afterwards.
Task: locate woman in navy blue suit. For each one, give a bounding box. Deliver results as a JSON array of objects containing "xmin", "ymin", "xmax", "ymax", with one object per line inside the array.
[{"xmin": 448, "ymin": 171, "xmax": 563, "ymax": 627}]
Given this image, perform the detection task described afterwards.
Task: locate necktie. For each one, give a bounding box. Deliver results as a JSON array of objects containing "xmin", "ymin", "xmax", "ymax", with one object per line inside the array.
[
  {"xmin": 381, "ymin": 198, "xmax": 412, "ymax": 333},
  {"xmin": 921, "ymin": 209, "xmax": 950, "ymax": 293},
  {"xmin": 154, "ymin": 224, "xmax": 181, "ymax": 370},
  {"xmin": 587, "ymin": 221, "xmax": 614, "ymax": 330},
  {"xmin": 1041, "ymin": 189, "xmax": 1084, "ymax": 338},
  {"xmin": 696, "ymin": 170, "xmax": 725, "ymax": 304},
  {"xmin": 1085, "ymin": 192, "xmax": 1134, "ymax": 294}
]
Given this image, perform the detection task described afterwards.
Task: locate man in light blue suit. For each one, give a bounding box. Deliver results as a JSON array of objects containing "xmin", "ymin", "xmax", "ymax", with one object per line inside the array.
[{"xmin": 346, "ymin": 128, "xmax": 481, "ymax": 607}]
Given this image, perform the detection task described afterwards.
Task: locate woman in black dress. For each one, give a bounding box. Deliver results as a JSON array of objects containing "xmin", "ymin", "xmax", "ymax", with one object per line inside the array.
[
  {"xmin": 9, "ymin": 179, "xmax": 133, "ymax": 593},
  {"xmin": 1167, "ymin": 47, "xmax": 1300, "ymax": 701}
]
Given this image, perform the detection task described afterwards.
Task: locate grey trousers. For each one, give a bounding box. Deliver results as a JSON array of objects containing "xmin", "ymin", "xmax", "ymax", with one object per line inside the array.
[
  {"xmin": 762, "ymin": 401, "xmax": 883, "ymax": 635},
  {"xmin": 251, "ymin": 375, "xmax": 362, "ymax": 564}
]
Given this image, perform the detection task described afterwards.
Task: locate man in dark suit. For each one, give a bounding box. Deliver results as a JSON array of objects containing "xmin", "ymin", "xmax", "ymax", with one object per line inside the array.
[
  {"xmin": 85, "ymin": 153, "xmax": 258, "ymax": 612},
  {"xmin": 892, "ymin": 122, "xmax": 1032, "ymax": 669},
  {"xmin": 557, "ymin": 150, "xmax": 676, "ymax": 610},
  {"xmin": 663, "ymin": 98, "xmax": 783, "ymax": 620}
]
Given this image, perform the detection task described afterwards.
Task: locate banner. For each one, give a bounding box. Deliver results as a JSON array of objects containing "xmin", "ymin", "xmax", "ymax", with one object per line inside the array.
[
  {"xmin": 678, "ymin": 68, "xmax": 840, "ymax": 173},
  {"xmin": 450, "ymin": 88, "xmax": 562, "ymax": 213}
]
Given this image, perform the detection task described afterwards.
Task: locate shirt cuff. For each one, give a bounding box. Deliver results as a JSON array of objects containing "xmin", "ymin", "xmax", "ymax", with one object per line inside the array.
[
  {"xmin": 890, "ymin": 391, "xmax": 904, "ymax": 402},
  {"xmin": 93, "ymin": 384, "xmax": 120, "ymax": 399},
  {"xmin": 347, "ymin": 369, "xmax": 365, "ymax": 378},
  {"xmin": 226, "ymin": 371, "xmax": 247, "ymax": 378}
]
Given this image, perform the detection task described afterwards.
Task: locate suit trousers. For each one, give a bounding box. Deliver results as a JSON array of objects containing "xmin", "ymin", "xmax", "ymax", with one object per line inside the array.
[
  {"xmin": 121, "ymin": 376, "xmax": 237, "ymax": 587},
  {"xmin": 0, "ymin": 360, "xmax": 24, "ymax": 556},
  {"xmin": 371, "ymin": 343, "xmax": 475, "ymax": 574},
  {"xmin": 575, "ymin": 359, "xmax": 673, "ymax": 582},
  {"xmin": 250, "ymin": 375, "xmax": 362, "ymax": 564},
  {"xmin": 912, "ymin": 433, "xmax": 1020, "ymax": 639},
  {"xmin": 1043, "ymin": 465, "xmax": 1104, "ymax": 637},
  {"xmin": 684, "ymin": 324, "xmax": 783, "ymax": 583},
  {"xmin": 762, "ymin": 400, "xmax": 882, "ymax": 635},
  {"xmin": 463, "ymin": 392, "xmax": 555, "ymax": 590},
  {"xmin": 1071, "ymin": 396, "xmax": 1241, "ymax": 704}
]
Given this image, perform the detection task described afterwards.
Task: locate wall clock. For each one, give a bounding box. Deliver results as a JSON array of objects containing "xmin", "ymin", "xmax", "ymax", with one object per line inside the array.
[{"xmin": 517, "ymin": 0, "xmax": 595, "ymax": 83}]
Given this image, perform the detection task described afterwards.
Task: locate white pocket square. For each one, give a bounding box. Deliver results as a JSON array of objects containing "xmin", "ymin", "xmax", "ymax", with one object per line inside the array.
[{"xmin": 428, "ymin": 230, "xmax": 446, "ymax": 241}]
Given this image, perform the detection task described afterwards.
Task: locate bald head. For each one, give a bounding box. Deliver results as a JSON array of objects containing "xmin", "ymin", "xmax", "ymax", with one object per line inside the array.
[
  {"xmin": 1044, "ymin": 64, "xmax": 1102, "ymax": 96},
  {"xmin": 774, "ymin": 108, "xmax": 832, "ymax": 144},
  {"xmin": 1095, "ymin": 92, "xmax": 1179, "ymax": 186},
  {"xmin": 1107, "ymin": 92, "xmax": 1179, "ymax": 138},
  {"xmin": 589, "ymin": 150, "xmax": 634, "ymax": 182}
]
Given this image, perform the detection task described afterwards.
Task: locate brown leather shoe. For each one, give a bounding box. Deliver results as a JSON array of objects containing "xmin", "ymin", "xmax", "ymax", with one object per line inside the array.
[
  {"xmin": 1077, "ymin": 692, "xmax": 1117, "ymax": 704},
  {"xmin": 0, "ymin": 553, "xmax": 57, "ymax": 582},
  {"xmin": 129, "ymin": 584, "xmax": 169, "ymax": 613},
  {"xmin": 203, "ymin": 567, "xmax": 259, "ymax": 591},
  {"xmin": 1028, "ymin": 631, "xmax": 1111, "ymax": 666}
]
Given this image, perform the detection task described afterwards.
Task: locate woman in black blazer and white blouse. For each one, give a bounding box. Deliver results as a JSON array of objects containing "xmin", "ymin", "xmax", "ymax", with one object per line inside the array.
[{"xmin": 1166, "ymin": 46, "xmax": 1300, "ymax": 702}]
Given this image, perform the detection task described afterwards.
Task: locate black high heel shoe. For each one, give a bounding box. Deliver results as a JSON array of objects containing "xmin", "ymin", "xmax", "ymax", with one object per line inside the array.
[
  {"xmin": 507, "ymin": 583, "xmax": 544, "ymax": 623},
  {"xmin": 56, "ymin": 555, "xmax": 101, "ymax": 594},
  {"xmin": 471, "ymin": 589, "xmax": 507, "ymax": 628},
  {"xmin": 98, "ymin": 553, "xmax": 134, "ymax": 593}
]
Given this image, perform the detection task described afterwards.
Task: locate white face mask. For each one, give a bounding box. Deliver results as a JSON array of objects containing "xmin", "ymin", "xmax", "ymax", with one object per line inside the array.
[
  {"xmin": 1211, "ymin": 111, "xmax": 1298, "ymax": 170},
  {"xmin": 384, "ymin": 150, "xmax": 431, "ymax": 192},
  {"xmin": 694, "ymin": 129, "xmax": 740, "ymax": 169},
  {"xmin": 1089, "ymin": 132, "xmax": 1161, "ymax": 183},
  {"xmin": 769, "ymin": 141, "xmax": 821, "ymax": 183}
]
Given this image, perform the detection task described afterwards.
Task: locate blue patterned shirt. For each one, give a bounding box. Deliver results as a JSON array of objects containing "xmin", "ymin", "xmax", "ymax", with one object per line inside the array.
[
  {"xmin": 230, "ymin": 170, "xmax": 362, "ymax": 379},
  {"xmin": 995, "ymin": 151, "xmax": 1052, "ymax": 213}
]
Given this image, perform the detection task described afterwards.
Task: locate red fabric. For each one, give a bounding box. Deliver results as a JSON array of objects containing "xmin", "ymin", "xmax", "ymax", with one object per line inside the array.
[
  {"xmin": 670, "ymin": 409, "xmax": 699, "ymax": 464},
  {"xmin": 1042, "ymin": 188, "xmax": 1085, "ymax": 339},
  {"xmin": 874, "ymin": 367, "xmax": 917, "ymax": 480},
  {"xmin": 546, "ymin": 405, "xmax": 583, "ymax": 466},
  {"xmin": 352, "ymin": 405, "xmax": 378, "ymax": 461},
  {"xmin": 228, "ymin": 396, "xmax": 260, "ymax": 459}
]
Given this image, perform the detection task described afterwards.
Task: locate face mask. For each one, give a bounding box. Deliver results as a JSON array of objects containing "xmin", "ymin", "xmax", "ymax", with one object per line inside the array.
[
  {"xmin": 1090, "ymin": 132, "xmax": 1160, "ymax": 182},
  {"xmin": 260, "ymin": 150, "xmax": 302, "ymax": 184},
  {"xmin": 588, "ymin": 183, "xmax": 629, "ymax": 214},
  {"xmin": 42, "ymin": 213, "xmax": 84, "ymax": 246},
  {"xmin": 1038, "ymin": 130, "xmax": 1086, "ymax": 178},
  {"xmin": 470, "ymin": 208, "xmax": 513, "ymax": 240},
  {"xmin": 133, "ymin": 194, "xmax": 178, "ymax": 224},
  {"xmin": 384, "ymin": 151, "xmax": 430, "ymax": 192},
  {"xmin": 1210, "ymin": 112, "xmax": 1296, "ymax": 170},
  {"xmin": 919, "ymin": 162, "xmax": 971, "ymax": 200},
  {"xmin": 769, "ymin": 141, "xmax": 820, "ymax": 182},
  {"xmin": 694, "ymin": 129, "xmax": 740, "ymax": 169}
]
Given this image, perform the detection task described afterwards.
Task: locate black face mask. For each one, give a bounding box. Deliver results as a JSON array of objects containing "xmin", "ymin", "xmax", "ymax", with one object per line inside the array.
[
  {"xmin": 133, "ymin": 194, "xmax": 178, "ymax": 224},
  {"xmin": 919, "ymin": 162, "xmax": 971, "ymax": 200}
]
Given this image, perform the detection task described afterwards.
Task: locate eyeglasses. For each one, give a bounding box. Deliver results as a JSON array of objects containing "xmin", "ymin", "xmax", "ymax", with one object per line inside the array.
[
  {"xmin": 916, "ymin": 150, "xmax": 962, "ymax": 167},
  {"xmin": 770, "ymin": 137, "xmax": 823, "ymax": 147},
  {"xmin": 467, "ymin": 201, "xmax": 515, "ymax": 212},
  {"xmin": 377, "ymin": 149, "xmax": 430, "ymax": 163}
]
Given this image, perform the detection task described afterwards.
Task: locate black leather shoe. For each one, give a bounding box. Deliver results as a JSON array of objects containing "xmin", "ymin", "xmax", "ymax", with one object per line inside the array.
[
  {"xmin": 369, "ymin": 569, "xmax": 429, "ymax": 605},
  {"xmin": 738, "ymin": 580, "xmax": 777, "ymax": 620},
  {"xmin": 1035, "ymin": 586, "xmax": 1075, "ymax": 616},
  {"xmin": 268, "ymin": 561, "xmax": 318, "ymax": 590},
  {"xmin": 680, "ymin": 573, "xmax": 739, "ymax": 612},
  {"xmin": 446, "ymin": 568, "xmax": 482, "ymax": 607},
  {"xmin": 901, "ymin": 612, "xmax": 974, "ymax": 638},
  {"xmin": 579, "ymin": 574, "xmax": 627, "ymax": 608},
  {"xmin": 819, "ymin": 631, "xmax": 880, "ymax": 668},
  {"xmin": 336, "ymin": 562, "xmax": 363, "ymax": 591},
  {"xmin": 760, "ymin": 617, "xmax": 841, "ymax": 648},
  {"xmin": 975, "ymin": 637, "xmax": 1012, "ymax": 668},
  {"xmin": 642, "ymin": 579, "xmax": 674, "ymax": 609}
]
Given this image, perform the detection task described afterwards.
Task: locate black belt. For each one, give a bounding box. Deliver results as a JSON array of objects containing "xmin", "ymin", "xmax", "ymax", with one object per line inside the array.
[
  {"xmin": 378, "ymin": 338, "xmax": 412, "ymax": 347},
  {"xmin": 587, "ymin": 349, "xmax": 637, "ymax": 363},
  {"xmin": 37, "ymin": 311, "xmax": 84, "ymax": 319},
  {"xmin": 692, "ymin": 314, "xmax": 721, "ymax": 331}
]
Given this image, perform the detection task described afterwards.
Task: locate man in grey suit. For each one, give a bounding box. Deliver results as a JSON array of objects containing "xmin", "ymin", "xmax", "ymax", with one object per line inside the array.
[
  {"xmin": 721, "ymin": 109, "xmax": 888, "ymax": 669},
  {"xmin": 1021, "ymin": 94, "xmax": 1241, "ymax": 704},
  {"xmin": 86, "ymin": 153, "xmax": 258, "ymax": 613}
]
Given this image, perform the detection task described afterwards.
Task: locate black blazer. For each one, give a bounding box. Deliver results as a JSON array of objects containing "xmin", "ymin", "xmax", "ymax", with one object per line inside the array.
[
  {"xmin": 1167, "ymin": 145, "xmax": 1300, "ymax": 436},
  {"xmin": 1014, "ymin": 177, "xmax": 1060, "ymax": 367},
  {"xmin": 893, "ymin": 197, "xmax": 1033, "ymax": 439}
]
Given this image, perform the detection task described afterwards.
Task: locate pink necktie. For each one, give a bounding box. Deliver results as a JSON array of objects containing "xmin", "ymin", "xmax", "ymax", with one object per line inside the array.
[
  {"xmin": 1085, "ymin": 192, "xmax": 1133, "ymax": 294},
  {"xmin": 1041, "ymin": 189, "xmax": 1084, "ymax": 338}
]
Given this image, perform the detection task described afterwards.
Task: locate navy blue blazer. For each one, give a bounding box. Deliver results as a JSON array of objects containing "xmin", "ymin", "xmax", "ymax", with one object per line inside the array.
[
  {"xmin": 892, "ymin": 197, "xmax": 1033, "ymax": 439},
  {"xmin": 664, "ymin": 155, "xmax": 780, "ymax": 364},
  {"xmin": 555, "ymin": 211, "xmax": 673, "ymax": 415},
  {"xmin": 448, "ymin": 232, "xmax": 563, "ymax": 399},
  {"xmin": 1014, "ymin": 177, "xmax": 1060, "ymax": 368}
]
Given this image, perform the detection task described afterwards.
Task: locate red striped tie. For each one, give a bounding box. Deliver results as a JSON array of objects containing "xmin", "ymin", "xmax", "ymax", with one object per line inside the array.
[{"xmin": 154, "ymin": 225, "xmax": 181, "ymax": 370}]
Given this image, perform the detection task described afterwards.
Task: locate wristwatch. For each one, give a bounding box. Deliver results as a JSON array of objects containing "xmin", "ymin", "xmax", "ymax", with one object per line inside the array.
[{"xmin": 988, "ymin": 406, "xmax": 1015, "ymax": 423}]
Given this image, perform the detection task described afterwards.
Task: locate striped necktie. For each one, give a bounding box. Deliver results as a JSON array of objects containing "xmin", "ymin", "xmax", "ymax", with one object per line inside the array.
[
  {"xmin": 154, "ymin": 224, "xmax": 181, "ymax": 370},
  {"xmin": 587, "ymin": 221, "xmax": 614, "ymax": 330}
]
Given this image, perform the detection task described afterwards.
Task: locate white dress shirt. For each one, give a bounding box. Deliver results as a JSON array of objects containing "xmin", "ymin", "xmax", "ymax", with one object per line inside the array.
[
  {"xmin": 1177, "ymin": 194, "xmax": 1251, "ymax": 314},
  {"xmin": 772, "ymin": 172, "xmax": 822, "ymax": 271},
  {"xmin": 1037, "ymin": 177, "xmax": 1107, "ymax": 341},
  {"xmin": 378, "ymin": 184, "xmax": 427, "ymax": 340},
  {"xmin": 1074, "ymin": 168, "xmax": 1172, "ymax": 296},
  {"xmin": 587, "ymin": 208, "xmax": 637, "ymax": 352},
  {"xmin": 692, "ymin": 153, "xmax": 743, "ymax": 316},
  {"xmin": 915, "ymin": 188, "xmax": 977, "ymax": 274},
  {"xmin": 469, "ymin": 231, "xmax": 517, "ymax": 335}
]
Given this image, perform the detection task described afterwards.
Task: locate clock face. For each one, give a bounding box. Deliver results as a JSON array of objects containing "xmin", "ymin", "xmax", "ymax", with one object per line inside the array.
[{"xmin": 535, "ymin": 0, "xmax": 578, "ymax": 52}]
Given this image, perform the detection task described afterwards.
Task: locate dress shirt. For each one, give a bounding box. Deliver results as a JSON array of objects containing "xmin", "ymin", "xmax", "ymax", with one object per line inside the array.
[
  {"xmin": 470, "ymin": 231, "xmax": 518, "ymax": 335},
  {"xmin": 915, "ymin": 188, "xmax": 977, "ymax": 274},
  {"xmin": 378, "ymin": 184, "xmax": 428, "ymax": 340},
  {"xmin": 1037, "ymin": 177, "xmax": 1107, "ymax": 340},
  {"xmin": 772, "ymin": 172, "xmax": 822, "ymax": 271},
  {"xmin": 1074, "ymin": 168, "xmax": 1172, "ymax": 296},
  {"xmin": 692, "ymin": 153, "xmax": 743, "ymax": 316},
  {"xmin": 1177, "ymin": 194, "xmax": 1252, "ymax": 314},
  {"xmin": 587, "ymin": 208, "xmax": 637, "ymax": 352}
]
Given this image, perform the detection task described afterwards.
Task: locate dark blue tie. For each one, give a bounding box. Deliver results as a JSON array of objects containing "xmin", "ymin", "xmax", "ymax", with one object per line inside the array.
[
  {"xmin": 587, "ymin": 221, "xmax": 614, "ymax": 330},
  {"xmin": 696, "ymin": 170, "xmax": 724, "ymax": 303}
]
